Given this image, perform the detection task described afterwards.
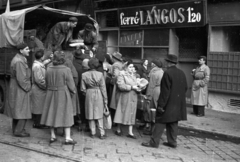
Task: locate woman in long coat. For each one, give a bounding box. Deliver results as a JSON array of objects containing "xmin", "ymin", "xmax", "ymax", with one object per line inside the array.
[
  {"xmin": 191, "ymin": 56, "xmax": 210, "ymax": 117},
  {"xmin": 81, "ymin": 58, "xmax": 108, "ymax": 139},
  {"xmin": 143, "ymin": 59, "xmax": 164, "ymax": 134},
  {"xmin": 31, "ymin": 50, "xmax": 47, "ymax": 128},
  {"xmin": 114, "ymin": 60, "xmax": 140, "ymax": 139},
  {"xmin": 4, "ymin": 43, "xmax": 32, "ymax": 137},
  {"xmin": 40, "ymin": 51, "xmax": 77, "ymax": 145}
]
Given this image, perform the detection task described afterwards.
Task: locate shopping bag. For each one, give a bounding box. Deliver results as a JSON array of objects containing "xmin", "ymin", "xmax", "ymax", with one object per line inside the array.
[{"xmin": 103, "ymin": 109, "xmax": 112, "ymax": 129}]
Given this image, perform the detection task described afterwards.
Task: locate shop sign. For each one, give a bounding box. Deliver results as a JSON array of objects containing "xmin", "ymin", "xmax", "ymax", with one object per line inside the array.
[
  {"xmin": 119, "ymin": 0, "xmax": 206, "ymax": 28},
  {"xmin": 119, "ymin": 30, "xmax": 142, "ymax": 46}
]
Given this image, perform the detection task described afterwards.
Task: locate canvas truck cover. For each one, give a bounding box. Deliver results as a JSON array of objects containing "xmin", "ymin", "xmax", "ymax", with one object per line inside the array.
[{"xmin": 0, "ymin": 5, "xmax": 99, "ymax": 48}]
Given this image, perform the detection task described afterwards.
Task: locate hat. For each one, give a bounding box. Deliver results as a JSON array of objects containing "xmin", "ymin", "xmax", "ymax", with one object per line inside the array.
[
  {"xmin": 82, "ymin": 59, "xmax": 90, "ymax": 70},
  {"xmin": 165, "ymin": 54, "xmax": 178, "ymax": 64},
  {"xmin": 88, "ymin": 58, "xmax": 100, "ymax": 70},
  {"xmin": 152, "ymin": 59, "xmax": 162, "ymax": 68},
  {"xmin": 69, "ymin": 17, "xmax": 78, "ymax": 22},
  {"xmin": 84, "ymin": 23, "xmax": 94, "ymax": 31},
  {"xmin": 74, "ymin": 49, "xmax": 83, "ymax": 59},
  {"xmin": 112, "ymin": 52, "xmax": 122, "ymax": 61},
  {"xmin": 17, "ymin": 42, "xmax": 28, "ymax": 50}
]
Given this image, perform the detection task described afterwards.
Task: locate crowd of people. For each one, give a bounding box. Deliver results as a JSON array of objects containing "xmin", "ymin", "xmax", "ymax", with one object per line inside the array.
[{"xmin": 3, "ymin": 16, "xmax": 211, "ymax": 148}]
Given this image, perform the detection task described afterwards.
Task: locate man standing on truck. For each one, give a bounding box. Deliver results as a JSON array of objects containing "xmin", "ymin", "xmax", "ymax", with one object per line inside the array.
[
  {"xmin": 4, "ymin": 43, "xmax": 32, "ymax": 137},
  {"xmin": 44, "ymin": 17, "xmax": 78, "ymax": 51},
  {"xmin": 78, "ymin": 23, "xmax": 98, "ymax": 53}
]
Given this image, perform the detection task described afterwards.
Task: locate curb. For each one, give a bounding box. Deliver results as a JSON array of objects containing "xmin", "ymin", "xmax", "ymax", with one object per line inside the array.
[
  {"xmin": 178, "ymin": 125, "xmax": 240, "ymax": 143},
  {"xmin": 0, "ymin": 139, "xmax": 81, "ymax": 162}
]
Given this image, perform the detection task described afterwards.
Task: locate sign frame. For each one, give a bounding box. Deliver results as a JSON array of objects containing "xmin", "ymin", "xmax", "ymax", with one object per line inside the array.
[{"xmin": 119, "ymin": 0, "xmax": 207, "ymax": 29}]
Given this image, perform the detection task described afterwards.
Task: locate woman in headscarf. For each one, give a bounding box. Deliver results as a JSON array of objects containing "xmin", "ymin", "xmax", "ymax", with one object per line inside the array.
[
  {"xmin": 40, "ymin": 51, "xmax": 76, "ymax": 145},
  {"xmin": 114, "ymin": 59, "xmax": 141, "ymax": 139},
  {"xmin": 81, "ymin": 58, "xmax": 108, "ymax": 139}
]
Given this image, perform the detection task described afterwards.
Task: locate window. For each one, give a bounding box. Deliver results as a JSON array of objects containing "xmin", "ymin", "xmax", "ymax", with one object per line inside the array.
[
  {"xmin": 208, "ymin": 25, "xmax": 240, "ymax": 93},
  {"xmin": 210, "ymin": 26, "xmax": 240, "ymax": 52},
  {"xmin": 144, "ymin": 29, "xmax": 169, "ymax": 46}
]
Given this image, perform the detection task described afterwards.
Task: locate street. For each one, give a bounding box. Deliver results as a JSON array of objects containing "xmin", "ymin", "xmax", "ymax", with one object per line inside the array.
[{"xmin": 0, "ymin": 113, "xmax": 240, "ymax": 162}]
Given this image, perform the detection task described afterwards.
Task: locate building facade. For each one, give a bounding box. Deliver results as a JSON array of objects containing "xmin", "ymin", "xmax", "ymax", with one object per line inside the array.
[{"xmin": 93, "ymin": 0, "xmax": 240, "ymax": 114}]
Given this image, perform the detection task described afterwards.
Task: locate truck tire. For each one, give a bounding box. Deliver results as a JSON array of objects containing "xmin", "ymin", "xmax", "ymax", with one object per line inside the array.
[{"xmin": 0, "ymin": 79, "xmax": 7, "ymax": 114}]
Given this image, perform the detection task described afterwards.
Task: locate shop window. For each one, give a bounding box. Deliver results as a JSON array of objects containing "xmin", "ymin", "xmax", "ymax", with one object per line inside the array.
[
  {"xmin": 176, "ymin": 27, "xmax": 207, "ymax": 61},
  {"xmin": 143, "ymin": 48, "xmax": 168, "ymax": 60},
  {"xmin": 119, "ymin": 47, "xmax": 141, "ymax": 59},
  {"xmin": 210, "ymin": 26, "xmax": 240, "ymax": 52},
  {"xmin": 99, "ymin": 31, "xmax": 118, "ymax": 46},
  {"xmin": 209, "ymin": 26, "xmax": 240, "ymax": 93},
  {"xmin": 144, "ymin": 29, "xmax": 169, "ymax": 46},
  {"xmin": 120, "ymin": 30, "xmax": 143, "ymax": 47}
]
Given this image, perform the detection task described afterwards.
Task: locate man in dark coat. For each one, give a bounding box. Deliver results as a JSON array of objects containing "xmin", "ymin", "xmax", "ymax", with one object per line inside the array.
[
  {"xmin": 142, "ymin": 54, "xmax": 188, "ymax": 148},
  {"xmin": 72, "ymin": 49, "xmax": 91, "ymax": 131},
  {"xmin": 44, "ymin": 17, "xmax": 78, "ymax": 51}
]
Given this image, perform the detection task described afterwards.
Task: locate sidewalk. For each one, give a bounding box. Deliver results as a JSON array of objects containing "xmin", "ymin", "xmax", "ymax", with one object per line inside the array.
[
  {"xmin": 179, "ymin": 107, "xmax": 240, "ymax": 140},
  {"xmin": 0, "ymin": 107, "xmax": 240, "ymax": 162}
]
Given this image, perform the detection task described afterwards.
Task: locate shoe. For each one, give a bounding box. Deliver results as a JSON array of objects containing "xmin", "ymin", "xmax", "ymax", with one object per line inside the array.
[
  {"xmin": 90, "ymin": 134, "xmax": 95, "ymax": 138},
  {"xmin": 99, "ymin": 134, "xmax": 107, "ymax": 140},
  {"xmin": 126, "ymin": 134, "xmax": 137, "ymax": 139},
  {"xmin": 143, "ymin": 130, "xmax": 152, "ymax": 136},
  {"xmin": 84, "ymin": 128, "xmax": 91, "ymax": 132},
  {"xmin": 14, "ymin": 132, "xmax": 30, "ymax": 137},
  {"xmin": 190, "ymin": 112, "xmax": 196, "ymax": 115},
  {"xmin": 197, "ymin": 114, "xmax": 204, "ymax": 117},
  {"xmin": 50, "ymin": 138, "xmax": 57, "ymax": 144},
  {"xmin": 115, "ymin": 130, "xmax": 122, "ymax": 136},
  {"xmin": 64, "ymin": 139, "xmax": 77, "ymax": 145},
  {"xmin": 163, "ymin": 142, "xmax": 177, "ymax": 148},
  {"xmin": 141, "ymin": 142, "xmax": 158, "ymax": 148}
]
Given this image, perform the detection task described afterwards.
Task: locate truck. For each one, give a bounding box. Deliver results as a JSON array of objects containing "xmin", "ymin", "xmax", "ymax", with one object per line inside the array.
[{"xmin": 0, "ymin": 5, "xmax": 99, "ymax": 113}]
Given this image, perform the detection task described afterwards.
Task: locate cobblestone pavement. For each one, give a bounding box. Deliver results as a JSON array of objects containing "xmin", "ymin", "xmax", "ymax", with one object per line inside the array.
[
  {"xmin": 0, "ymin": 116, "xmax": 240, "ymax": 162},
  {"xmin": 0, "ymin": 143, "xmax": 68, "ymax": 162}
]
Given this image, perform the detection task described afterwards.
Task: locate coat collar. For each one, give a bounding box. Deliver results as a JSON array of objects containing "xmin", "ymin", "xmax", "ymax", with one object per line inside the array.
[
  {"xmin": 16, "ymin": 53, "xmax": 27, "ymax": 64},
  {"xmin": 198, "ymin": 64, "xmax": 207, "ymax": 70},
  {"xmin": 33, "ymin": 60, "xmax": 45, "ymax": 68}
]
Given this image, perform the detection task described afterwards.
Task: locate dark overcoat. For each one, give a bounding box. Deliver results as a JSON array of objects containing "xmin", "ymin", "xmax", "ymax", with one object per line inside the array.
[{"xmin": 156, "ymin": 66, "xmax": 188, "ymax": 123}]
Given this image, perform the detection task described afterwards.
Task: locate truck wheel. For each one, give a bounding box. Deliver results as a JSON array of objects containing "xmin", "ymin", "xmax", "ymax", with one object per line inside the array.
[{"xmin": 0, "ymin": 79, "xmax": 7, "ymax": 114}]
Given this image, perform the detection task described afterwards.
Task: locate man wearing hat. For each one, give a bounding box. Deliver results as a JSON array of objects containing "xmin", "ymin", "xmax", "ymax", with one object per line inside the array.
[
  {"xmin": 142, "ymin": 54, "xmax": 188, "ymax": 149},
  {"xmin": 4, "ymin": 43, "xmax": 32, "ymax": 137},
  {"xmin": 109, "ymin": 51, "xmax": 123, "ymax": 107},
  {"xmin": 44, "ymin": 17, "xmax": 78, "ymax": 51},
  {"xmin": 78, "ymin": 23, "xmax": 98, "ymax": 52},
  {"xmin": 143, "ymin": 59, "xmax": 164, "ymax": 135}
]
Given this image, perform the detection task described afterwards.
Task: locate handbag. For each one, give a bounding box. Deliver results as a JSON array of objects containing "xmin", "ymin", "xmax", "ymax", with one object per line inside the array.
[
  {"xmin": 137, "ymin": 94, "xmax": 148, "ymax": 110},
  {"xmin": 103, "ymin": 109, "xmax": 112, "ymax": 129}
]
